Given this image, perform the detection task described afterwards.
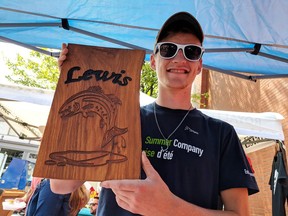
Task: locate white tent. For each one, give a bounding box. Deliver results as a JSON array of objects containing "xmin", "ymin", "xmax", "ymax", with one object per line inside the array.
[
  {"xmin": 199, "ymin": 109, "xmax": 284, "ymax": 153},
  {"xmin": 0, "ymin": 83, "xmax": 156, "ymax": 139},
  {"xmin": 199, "ymin": 109, "xmax": 284, "ymax": 141},
  {"xmin": 0, "ymin": 83, "xmax": 284, "ymax": 152}
]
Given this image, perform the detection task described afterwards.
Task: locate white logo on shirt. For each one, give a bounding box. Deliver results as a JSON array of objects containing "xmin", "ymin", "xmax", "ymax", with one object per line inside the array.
[
  {"xmin": 244, "ymin": 169, "xmax": 254, "ymax": 177},
  {"xmin": 273, "ymin": 169, "xmax": 279, "ymax": 194},
  {"xmin": 184, "ymin": 126, "xmax": 199, "ymax": 134}
]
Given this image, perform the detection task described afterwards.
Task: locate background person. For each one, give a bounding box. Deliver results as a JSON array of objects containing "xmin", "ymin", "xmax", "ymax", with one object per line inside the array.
[
  {"xmin": 13, "ymin": 177, "xmax": 43, "ymax": 213},
  {"xmin": 69, "ymin": 184, "xmax": 90, "ymax": 216},
  {"xmin": 88, "ymin": 196, "xmax": 99, "ymax": 215},
  {"xmin": 26, "ymin": 179, "xmax": 89, "ymax": 216}
]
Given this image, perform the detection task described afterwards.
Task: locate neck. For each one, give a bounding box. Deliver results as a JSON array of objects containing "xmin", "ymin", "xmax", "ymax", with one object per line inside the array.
[{"xmin": 156, "ymin": 87, "xmax": 193, "ymax": 110}]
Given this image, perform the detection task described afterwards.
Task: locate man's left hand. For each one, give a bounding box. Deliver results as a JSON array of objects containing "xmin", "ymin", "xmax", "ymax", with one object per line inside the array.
[{"xmin": 101, "ymin": 151, "xmax": 175, "ymax": 215}]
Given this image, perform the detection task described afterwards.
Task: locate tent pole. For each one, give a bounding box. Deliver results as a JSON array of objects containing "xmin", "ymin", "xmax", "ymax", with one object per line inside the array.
[
  {"xmin": 205, "ymin": 48, "xmax": 254, "ymax": 53},
  {"xmin": 203, "ymin": 64, "xmax": 257, "ymax": 82},
  {"xmin": 258, "ymin": 52, "xmax": 288, "ymax": 64},
  {"xmin": 69, "ymin": 26, "xmax": 151, "ymax": 53},
  {"xmin": 0, "ymin": 36, "xmax": 60, "ymax": 57}
]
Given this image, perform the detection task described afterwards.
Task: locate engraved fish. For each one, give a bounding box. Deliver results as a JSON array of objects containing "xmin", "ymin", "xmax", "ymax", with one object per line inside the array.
[
  {"xmin": 58, "ymin": 86, "xmax": 128, "ymax": 147},
  {"xmin": 45, "ymin": 150, "xmax": 127, "ymax": 167}
]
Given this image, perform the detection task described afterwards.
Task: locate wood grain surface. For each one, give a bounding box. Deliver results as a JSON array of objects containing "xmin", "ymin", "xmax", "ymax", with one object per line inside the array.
[{"xmin": 33, "ymin": 44, "xmax": 145, "ymax": 181}]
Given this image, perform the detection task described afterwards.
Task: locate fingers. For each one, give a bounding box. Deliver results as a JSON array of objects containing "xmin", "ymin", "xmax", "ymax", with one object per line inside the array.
[
  {"xmin": 14, "ymin": 198, "xmax": 24, "ymax": 202},
  {"xmin": 58, "ymin": 43, "xmax": 68, "ymax": 68},
  {"xmin": 101, "ymin": 180, "xmax": 140, "ymax": 213},
  {"xmin": 61, "ymin": 43, "xmax": 67, "ymax": 50},
  {"xmin": 101, "ymin": 152, "xmax": 156, "ymax": 190},
  {"xmin": 108, "ymin": 183, "xmax": 142, "ymax": 214},
  {"xmin": 141, "ymin": 151, "xmax": 157, "ymax": 179},
  {"xmin": 113, "ymin": 191, "xmax": 140, "ymax": 214},
  {"xmin": 115, "ymin": 194, "xmax": 130, "ymax": 210},
  {"xmin": 61, "ymin": 43, "xmax": 68, "ymax": 55},
  {"xmin": 112, "ymin": 188, "xmax": 133, "ymax": 202},
  {"xmin": 101, "ymin": 179, "xmax": 141, "ymax": 191}
]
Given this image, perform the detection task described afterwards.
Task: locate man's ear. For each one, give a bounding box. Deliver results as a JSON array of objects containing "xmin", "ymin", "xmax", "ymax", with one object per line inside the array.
[
  {"xmin": 150, "ymin": 54, "xmax": 156, "ymax": 70},
  {"xmin": 197, "ymin": 59, "xmax": 203, "ymax": 75}
]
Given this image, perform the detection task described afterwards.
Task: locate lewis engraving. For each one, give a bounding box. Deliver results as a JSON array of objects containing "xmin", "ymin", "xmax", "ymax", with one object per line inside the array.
[{"xmin": 64, "ymin": 66, "xmax": 132, "ymax": 86}]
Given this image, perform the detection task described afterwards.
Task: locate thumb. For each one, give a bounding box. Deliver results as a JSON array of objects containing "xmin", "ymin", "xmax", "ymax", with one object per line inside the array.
[{"xmin": 141, "ymin": 151, "xmax": 157, "ymax": 178}]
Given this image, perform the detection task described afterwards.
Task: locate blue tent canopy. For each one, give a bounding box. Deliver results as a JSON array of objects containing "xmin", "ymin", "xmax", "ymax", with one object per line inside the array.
[{"xmin": 0, "ymin": 0, "xmax": 287, "ymax": 81}]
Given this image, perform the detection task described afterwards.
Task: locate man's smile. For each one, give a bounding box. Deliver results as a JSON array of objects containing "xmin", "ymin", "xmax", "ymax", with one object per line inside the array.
[{"xmin": 167, "ymin": 68, "xmax": 190, "ymax": 74}]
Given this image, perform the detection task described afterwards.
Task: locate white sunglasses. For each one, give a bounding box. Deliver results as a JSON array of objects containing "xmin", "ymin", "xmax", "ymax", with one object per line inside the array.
[{"xmin": 155, "ymin": 42, "xmax": 204, "ymax": 61}]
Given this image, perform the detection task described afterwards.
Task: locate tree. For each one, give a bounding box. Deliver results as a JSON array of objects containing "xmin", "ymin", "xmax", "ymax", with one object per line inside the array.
[
  {"xmin": 6, "ymin": 51, "xmax": 208, "ymax": 106},
  {"xmin": 5, "ymin": 51, "xmax": 59, "ymax": 90},
  {"xmin": 6, "ymin": 51, "xmax": 159, "ymax": 94},
  {"xmin": 140, "ymin": 62, "xmax": 158, "ymax": 98}
]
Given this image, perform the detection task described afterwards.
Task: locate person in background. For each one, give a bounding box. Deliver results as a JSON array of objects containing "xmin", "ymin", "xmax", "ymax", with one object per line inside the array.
[
  {"xmin": 26, "ymin": 179, "xmax": 89, "ymax": 216},
  {"xmin": 69, "ymin": 184, "xmax": 90, "ymax": 216},
  {"xmin": 14, "ymin": 177, "xmax": 43, "ymax": 213},
  {"xmin": 88, "ymin": 196, "xmax": 99, "ymax": 215},
  {"xmin": 14, "ymin": 130, "xmax": 45, "ymax": 212},
  {"xmin": 52, "ymin": 11, "xmax": 259, "ymax": 215}
]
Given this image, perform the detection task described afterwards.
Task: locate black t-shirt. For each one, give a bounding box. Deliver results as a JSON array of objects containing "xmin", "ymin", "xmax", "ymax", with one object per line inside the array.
[
  {"xmin": 269, "ymin": 151, "xmax": 288, "ymax": 216},
  {"xmin": 97, "ymin": 103, "xmax": 259, "ymax": 215}
]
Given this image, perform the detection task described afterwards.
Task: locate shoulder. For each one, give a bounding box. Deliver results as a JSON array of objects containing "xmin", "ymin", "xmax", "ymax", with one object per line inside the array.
[
  {"xmin": 191, "ymin": 109, "xmax": 238, "ymax": 140},
  {"xmin": 140, "ymin": 103, "xmax": 154, "ymax": 116},
  {"xmin": 31, "ymin": 177, "xmax": 43, "ymax": 189},
  {"xmin": 193, "ymin": 109, "xmax": 234, "ymax": 128},
  {"xmin": 141, "ymin": 103, "xmax": 154, "ymax": 111}
]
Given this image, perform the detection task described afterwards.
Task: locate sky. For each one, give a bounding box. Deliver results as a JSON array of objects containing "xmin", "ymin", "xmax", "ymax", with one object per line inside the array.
[{"xmin": 0, "ymin": 42, "xmax": 31, "ymax": 84}]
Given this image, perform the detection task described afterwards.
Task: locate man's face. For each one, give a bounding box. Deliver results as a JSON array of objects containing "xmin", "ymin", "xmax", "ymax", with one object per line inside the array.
[
  {"xmin": 89, "ymin": 198, "xmax": 99, "ymax": 215},
  {"xmin": 150, "ymin": 32, "xmax": 203, "ymax": 91}
]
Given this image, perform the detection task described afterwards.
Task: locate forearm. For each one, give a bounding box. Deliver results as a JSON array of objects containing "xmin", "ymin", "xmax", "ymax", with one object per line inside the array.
[
  {"xmin": 23, "ymin": 189, "xmax": 33, "ymax": 203},
  {"xmin": 50, "ymin": 179, "xmax": 84, "ymax": 194},
  {"xmin": 15, "ymin": 188, "xmax": 33, "ymax": 203},
  {"xmin": 170, "ymin": 195, "xmax": 238, "ymax": 216},
  {"xmin": 165, "ymin": 188, "xmax": 249, "ymax": 216}
]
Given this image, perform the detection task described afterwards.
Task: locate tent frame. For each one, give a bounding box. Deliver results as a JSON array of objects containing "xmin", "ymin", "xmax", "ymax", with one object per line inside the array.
[{"xmin": 1, "ymin": 6, "xmax": 288, "ymax": 81}]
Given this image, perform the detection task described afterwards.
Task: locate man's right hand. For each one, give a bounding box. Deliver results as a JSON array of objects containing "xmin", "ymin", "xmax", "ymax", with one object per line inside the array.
[{"xmin": 58, "ymin": 43, "xmax": 68, "ymax": 69}]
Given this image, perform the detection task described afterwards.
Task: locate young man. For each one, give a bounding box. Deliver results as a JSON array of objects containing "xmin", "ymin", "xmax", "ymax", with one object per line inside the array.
[{"xmin": 52, "ymin": 12, "xmax": 259, "ymax": 215}]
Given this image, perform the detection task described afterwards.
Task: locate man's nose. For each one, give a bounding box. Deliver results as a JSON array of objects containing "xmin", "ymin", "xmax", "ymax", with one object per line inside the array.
[{"xmin": 172, "ymin": 48, "xmax": 186, "ymax": 61}]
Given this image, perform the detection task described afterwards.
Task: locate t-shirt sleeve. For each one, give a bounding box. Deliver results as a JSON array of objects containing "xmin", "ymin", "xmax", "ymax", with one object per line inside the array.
[{"xmin": 219, "ymin": 124, "xmax": 259, "ymax": 195}]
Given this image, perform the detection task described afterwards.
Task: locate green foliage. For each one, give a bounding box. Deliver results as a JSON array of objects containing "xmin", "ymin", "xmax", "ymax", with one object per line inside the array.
[
  {"xmin": 140, "ymin": 62, "xmax": 158, "ymax": 98},
  {"xmin": 5, "ymin": 51, "xmax": 59, "ymax": 90},
  {"xmin": 191, "ymin": 92, "xmax": 209, "ymax": 107},
  {"xmin": 5, "ymin": 52, "xmax": 208, "ymax": 106}
]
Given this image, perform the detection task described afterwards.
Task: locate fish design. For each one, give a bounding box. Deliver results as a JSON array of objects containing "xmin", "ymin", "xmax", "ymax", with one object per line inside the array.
[
  {"xmin": 45, "ymin": 150, "xmax": 127, "ymax": 167},
  {"xmin": 58, "ymin": 86, "xmax": 128, "ymax": 147}
]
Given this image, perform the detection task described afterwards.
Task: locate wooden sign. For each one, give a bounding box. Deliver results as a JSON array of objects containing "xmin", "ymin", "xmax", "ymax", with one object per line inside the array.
[{"xmin": 33, "ymin": 44, "xmax": 145, "ymax": 181}]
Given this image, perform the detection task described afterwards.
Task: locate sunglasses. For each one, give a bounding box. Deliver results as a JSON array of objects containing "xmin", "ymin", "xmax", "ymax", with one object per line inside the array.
[{"xmin": 154, "ymin": 42, "xmax": 204, "ymax": 61}]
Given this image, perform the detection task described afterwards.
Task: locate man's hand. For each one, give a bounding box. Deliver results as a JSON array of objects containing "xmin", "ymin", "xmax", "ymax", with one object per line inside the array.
[
  {"xmin": 101, "ymin": 151, "xmax": 176, "ymax": 215},
  {"xmin": 58, "ymin": 43, "xmax": 68, "ymax": 68},
  {"xmin": 101, "ymin": 152, "xmax": 250, "ymax": 216}
]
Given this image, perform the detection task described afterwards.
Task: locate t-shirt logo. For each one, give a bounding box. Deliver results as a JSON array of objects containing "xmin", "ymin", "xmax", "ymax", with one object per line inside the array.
[{"xmin": 273, "ymin": 169, "xmax": 279, "ymax": 194}]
